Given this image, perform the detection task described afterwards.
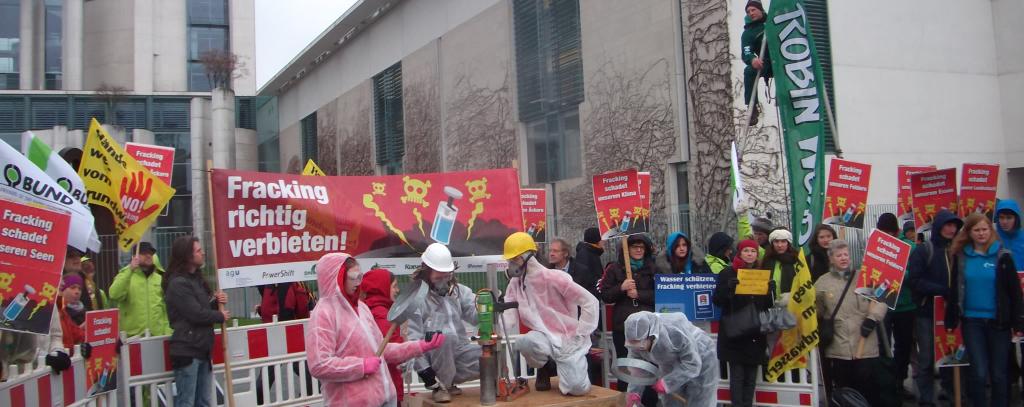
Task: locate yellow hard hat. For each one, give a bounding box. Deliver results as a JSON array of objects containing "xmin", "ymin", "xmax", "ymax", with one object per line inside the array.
[{"xmin": 503, "ymin": 232, "xmax": 538, "ymax": 260}]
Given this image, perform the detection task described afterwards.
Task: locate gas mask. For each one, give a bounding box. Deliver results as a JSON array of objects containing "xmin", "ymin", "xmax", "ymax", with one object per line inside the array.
[
  {"xmin": 339, "ymin": 264, "xmax": 364, "ymax": 295},
  {"xmin": 505, "ymin": 252, "xmax": 534, "ymax": 279},
  {"xmin": 429, "ymin": 271, "xmax": 454, "ymax": 296}
]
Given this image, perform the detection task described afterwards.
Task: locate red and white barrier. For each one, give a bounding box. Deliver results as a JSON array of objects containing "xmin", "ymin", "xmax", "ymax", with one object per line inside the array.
[{"xmin": 0, "ymin": 350, "xmax": 93, "ymax": 407}]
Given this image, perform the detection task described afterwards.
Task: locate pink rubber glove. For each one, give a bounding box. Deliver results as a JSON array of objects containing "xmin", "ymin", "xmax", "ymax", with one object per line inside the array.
[
  {"xmin": 419, "ymin": 333, "xmax": 446, "ymax": 353},
  {"xmin": 626, "ymin": 392, "xmax": 642, "ymax": 407},
  {"xmin": 652, "ymin": 379, "xmax": 667, "ymax": 394},
  {"xmin": 362, "ymin": 357, "xmax": 381, "ymax": 376}
]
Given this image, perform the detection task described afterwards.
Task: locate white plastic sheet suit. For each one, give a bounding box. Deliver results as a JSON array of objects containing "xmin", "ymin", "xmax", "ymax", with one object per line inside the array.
[
  {"xmin": 406, "ymin": 283, "xmax": 481, "ymax": 387},
  {"xmin": 624, "ymin": 311, "xmax": 719, "ymax": 407}
]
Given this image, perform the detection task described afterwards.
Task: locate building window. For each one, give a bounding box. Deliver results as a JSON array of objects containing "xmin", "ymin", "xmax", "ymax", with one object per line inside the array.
[
  {"xmin": 44, "ymin": 0, "xmax": 62, "ymax": 90},
  {"xmin": 301, "ymin": 112, "xmax": 317, "ymax": 164},
  {"xmin": 513, "ymin": 0, "xmax": 583, "ymax": 183},
  {"xmin": 805, "ymin": 0, "xmax": 837, "ymax": 153},
  {"xmin": 0, "ymin": 0, "xmax": 19, "ymax": 90},
  {"xmin": 256, "ymin": 96, "xmax": 280, "ymax": 172},
  {"xmin": 154, "ymin": 132, "xmax": 192, "ymax": 230},
  {"xmin": 187, "ymin": 0, "xmax": 229, "ymax": 92},
  {"xmin": 373, "ymin": 62, "xmax": 403, "ymax": 175}
]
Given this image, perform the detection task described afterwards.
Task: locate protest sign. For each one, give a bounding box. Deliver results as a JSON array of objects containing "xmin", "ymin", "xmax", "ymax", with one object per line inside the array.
[
  {"xmin": 958, "ymin": 163, "xmax": 999, "ymax": 218},
  {"xmin": 910, "ymin": 168, "xmax": 957, "ymax": 232},
  {"xmin": 0, "ymin": 198, "xmax": 71, "ymax": 335},
  {"xmin": 592, "ymin": 169, "xmax": 645, "ymax": 239},
  {"xmin": 654, "ymin": 274, "xmax": 720, "ymax": 321},
  {"xmin": 124, "ymin": 142, "xmax": 176, "ymax": 186},
  {"xmin": 638, "ymin": 172, "xmax": 652, "ymax": 232},
  {"xmin": 897, "ymin": 165, "xmax": 936, "ymax": 223},
  {"xmin": 822, "ymin": 159, "xmax": 871, "ymax": 229},
  {"xmin": 933, "ymin": 296, "xmax": 968, "ymax": 367},
  {"xmin": 736, "ymin": 268, "xmax": 771, "ymax": 295},
  {"xmin": 520, "ymin": 188, "xmax": 547, "ymax": 243},
  {"xmin": 84, "ymin": 309, "xmax": 119, "ymax": 397},
  {"xmin": 855, "ymin": 229, "xmax": 912, "ymax": 309},
  {"xmin": 210, "ymin": 168, "xmax": 523, "ymax": 288},
  {"xmin": 302, "ymin": 159, "xmax": 325, "ymax": 176}
]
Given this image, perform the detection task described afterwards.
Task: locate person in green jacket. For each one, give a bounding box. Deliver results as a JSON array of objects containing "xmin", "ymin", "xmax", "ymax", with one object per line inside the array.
[
  {"xmin": 109, "ymin": 242, "xmax": 172, "ymax": 337},
  {"xmin": 741, "ymin": 0, "xmax": 773, "ymax": 125},
  {"xmin": 704, "ymin": 232, "xmax": 735, "ymax": 274}
]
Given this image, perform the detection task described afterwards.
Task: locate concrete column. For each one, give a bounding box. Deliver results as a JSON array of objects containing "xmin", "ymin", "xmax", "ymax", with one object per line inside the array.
[
  {"xmin": 67, "ymin": 129, "xmax": 83, "ymax": 148},
  {"xmin": 101, "ymin": 124, "xmax": 126, "ymax": 145},
  {"xmin": 50, "ymin": 126, "xmax": 68, "ymax": 151},
  {"xmin": 211, "ymin": 88, "xmax": 236, "ymax": 169},
  {"xmin": 132, "ymin": 129, "xmax": 155, "ymax": 145},
  {"xmin": 234, "ymin": 129, "xmax": 257, "ymax": 171},
  {"xmin": 191, "ymin": 97, "xmax": 210, "ymax": 234},
  {"xmin": 133, "ymin": 0, "xmax": 153, "ymax": 93},
  {"xmin": 18, "ymin": 0, "xmax": 34, "ymax": 89},
  {"xmin": 62, "ymin": 0, "xmax": 83, "ymax": 90}
]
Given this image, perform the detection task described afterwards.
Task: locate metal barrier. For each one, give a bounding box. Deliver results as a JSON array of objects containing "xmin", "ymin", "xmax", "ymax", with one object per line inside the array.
[{"xmin": 0, "ymin": 346, "xmax": 117, "ymax": 407}]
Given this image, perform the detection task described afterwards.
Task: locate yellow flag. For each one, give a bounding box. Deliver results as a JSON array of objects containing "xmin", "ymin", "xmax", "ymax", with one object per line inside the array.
[
  {"xmin": 765, "ymin": 249, "xmax": 819, "ymax": 382},
  {"xmin": 78, "ymin": 118, "xmax": 176, "ymax": 251},
  {"xmin": 302, "ymin": 159, "xmax": 325, "ymax": 176}
]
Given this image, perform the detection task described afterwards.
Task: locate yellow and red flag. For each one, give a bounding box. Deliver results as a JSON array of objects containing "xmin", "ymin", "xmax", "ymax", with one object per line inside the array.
[{"xmin": 766, "ymin": 250, "xmax": 819, "ymax": 382}]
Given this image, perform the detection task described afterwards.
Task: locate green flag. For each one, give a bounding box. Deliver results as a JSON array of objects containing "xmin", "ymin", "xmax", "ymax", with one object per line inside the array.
[{"xmin": 765, "ymin": 0, "xmax": 827, "ymax": 248}]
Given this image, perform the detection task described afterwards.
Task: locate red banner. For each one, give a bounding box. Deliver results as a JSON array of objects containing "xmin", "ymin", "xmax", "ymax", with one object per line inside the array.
[
  {"xmin": 592, "ymin": 169, "xmax": 645, "ymax": 239},
  {"xmin": 520, "ymin": 188, "xmax": 547, "ymax": 243},
  {"xmin": 210, "ymin": 168, "xmax": 523, "ymax": 288},
  {"xmin": 823, "ymin": 159, "xmax": 871, "ymax": 229},
  {"xmin": 933, "ymin": 296, "xmax": 968, "ymax": 367},
  {"xmin": 855, "ymin": 229, "xmax": 912, "ymax": 309},
  {"xmin": 910, "ymin": 168, "xmax": 958, "ymax": 232},
  {"xmin": 84, "ymin": 309, "xmax": 119, "ymax": 397},
  {"xmin": 958, "ymin": 163, "xmax": 999, "ymax": 218},
  {"xmin": 124, "ymin": 142, "xmax": 176, "ymax": 186},
  {"xmin": 897, "ymin": 165, "xmax": 936, "ymax": 223},
  {"xmin": 0, "ymin": 198, "xmax": 71, "ymax": 335},
  {"xmin": 638, "ymin": 172, "xmax": 652, "ymax": 233}
]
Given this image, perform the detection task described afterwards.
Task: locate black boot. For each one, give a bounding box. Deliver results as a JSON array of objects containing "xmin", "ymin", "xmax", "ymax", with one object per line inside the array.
[{"xmin": 535, "ymin": 360, "xmax": 556, "ymax": 391}]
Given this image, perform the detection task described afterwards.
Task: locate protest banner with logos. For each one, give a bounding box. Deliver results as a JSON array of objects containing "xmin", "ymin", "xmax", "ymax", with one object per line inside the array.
[
  {"xmin": 933, "ymin": 296, "xmax": 968, "ymax": 367},
  {"xmin": 822, "ymin": 159, "xmax": 871, "ymax": 229},
  {"xmin": 520, "ymin": 188, "xmax": 547, "ymax": 243},
  {"xmin": 0, "ymin": 198, "xmax": 71, "ymax": 335},
  {"xmin": 592, "ymin": 169, "xmax": 645, "ymax": 239},
  {"xmin": 209, "ymin": 168, "xmax": 523, "ymax": 288},
  {"xmin": 84, "ymin": 309, "xmax": 119, "ymax": 397},
  {"xmin": 855, "ymin": 229, "xmax": 912, "ymax": 310},
  {"xmin": 654, "ymin": 274, "xmax": 720, "ymax": 321},
  {"xmin": 958, "ymin": 163, "xmax": 999, "ymax": 218},
  {"xmin": 910, "ymin": 168, "xmax": 958, "ymax": 232},
  {"xmin": 897, "ymin": 165, "xmax": 936, "ymax": 223}
]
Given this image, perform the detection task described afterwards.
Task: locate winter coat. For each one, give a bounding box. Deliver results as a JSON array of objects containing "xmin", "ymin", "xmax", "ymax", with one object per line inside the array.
[
  {"xmin": 305, "ymin": 253, "xmax": 424, "ymax": 407},
  {"xmin": 165, "ymin": 269, "xmax": 224, "ymax": 360},
  {"xmin": 257, "ymin": 283, "xmax": 312, "ymax": 323},
  {"xmin": 658, "ymin": 232, "xmax": 701, "ymax": 274},
  {"xmin": 904, "ymin": 210, "xmax": 960, "ymax": 316},
  {"xmin": 360, "ymin": 269, "xmax": 404, "ymax": 402},
  {"xmin": 807, "ymin": 244, "xmax": 831, "ymax": 282},
  {"xmin": 574, "ymin": 241, "xmax": 605, "ymax": 300},
  {"xmin": 741, "ymin": 15, "xmax": 770, "ymax": 68},
  {"xmin": 599, "ymin": 235, "xmax": 659, "ymax": 330},
  {"xmin": 712, "ymin": 265, "xmax": 770, "ymax": 364},
  {"xmin": 995, "ymin": 199, "xmax": 1024, "ymax": 268},
  {"xmin": 109, "ymin": 259, "xmax": 171, "ymax": 336},
  {"xmin": 945, "ymin": 243, "xmax": 1022, "ymax": 331},
  {"xmin": 892, "ymin": 237, "xmax": 918, "ymax": 313},
  {"xmin": 760, "ymin": 251, "xmax": 801, "ymax": 297},
  {"xmin": 815, "ymin": 268, "xmax": 889, "ymax": 360},
  {"xmin": 57, "ymin": 297, "xmax": 85, "ymax": 354}
]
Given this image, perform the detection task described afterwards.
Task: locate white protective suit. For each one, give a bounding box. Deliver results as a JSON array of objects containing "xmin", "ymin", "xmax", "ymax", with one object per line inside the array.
[
  {"xmin": 406, "ymin": 283, "xmax": 481, "ymax": 387},
  {"xmin": 624, "ymin": 311, "xmax": 719, "ymax": 407},
  {"xmin": 502, "ymin": 257, "xmax": 600, "ymax": 395}
]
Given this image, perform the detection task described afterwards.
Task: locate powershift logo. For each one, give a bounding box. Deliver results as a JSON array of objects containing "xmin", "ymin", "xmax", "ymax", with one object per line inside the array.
[{"xmin": 3, "ymin": 164, "xmax": 77, "ymax": 205}]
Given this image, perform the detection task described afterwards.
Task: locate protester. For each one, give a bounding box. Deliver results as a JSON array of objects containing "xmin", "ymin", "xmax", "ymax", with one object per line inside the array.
[
  {"xmin": 807, "ymin": 224, "xmax": 837, "ymax": 282},
  {"xmin": 361, "ymin": 268, "xmax": 405, "ymax": 403},
  {"xmin": 945, "ymin": 213, "xmax": 1022, "ymax": 407},
  {"xmin": 871, "ymin": 213, "xmax": 915, "ymax": 398},
  {"xmin": 109, "ymin": 242, "xmax": 171, "ymax": 337},
  {"xmin": 994, "ymin": 199, "xmax": 1024, "ymax": 398},
  {"xmin": 574, "ymin": 227, "xmax": 605, "ymax": 301},
  {"xmin": 714, "ymin": 239, "xmax": 770, "ymax": 407},
  {"xmin": 657, "ymin": 232, "xmax": 700, "ymax": 274},
  {"xmin": 407, "ymin": 243, "xmax": 480, "ymax": 402},
  {"xmin": 61, "ymin": 247, "xmax": 94, "ymax": 310},
  {"xmin": 163, "ymin": 236, "xmax": 228, "ymax": 407},
  {"xmin": 256, "ymin": 282, "xmax": 312, "ymax": 323},
  {"xmin": 759, "ymin": 229, "xmax": 800, "ymax": 296},
  {"xmin": 57, "ymin": 273, "xmax": 86, "ymax": 354},
  {"xmin": 551, "ymin": 235, "xmax": 603, "ymax": 385},
  {"xmin": 80, "ymin": 256, "xmax": 108, "ymax": 310},
  {"xmin": 904, "ymin": 210, "xmax": 962, "ymax": 406},
  {"xmin": 502, "ymin": 232, "xmax": 599, "ymax": 396},
  {"xmin": 623, "ymin": 311, "xmax": 719, "ymax": 407},
  {"xmin": 703, "ymin": 232, "xmax": 734, "ymax": 275},
  {"xmin": 547, "ymin": 237, "xmax": 575, "ymax": 273},
  {"xmin": 740, "ymin": 0, "xmax": 772, "ymax": 125},
  {"xmin": 306, "ymin": 252, "xmax": 443, "ymax": 407},
  {"xmin": 902, "ymin": 221, "xmax": 917, "ymax": 243},
  {"xmin": 815, "ymin": 239, "xmax": 890, "ymax": 405}
]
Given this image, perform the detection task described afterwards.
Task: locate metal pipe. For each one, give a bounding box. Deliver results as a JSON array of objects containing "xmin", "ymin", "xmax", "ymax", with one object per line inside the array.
[{"xmin": 479, "ymin": 346, "xmax": 498, "ymax": 405}]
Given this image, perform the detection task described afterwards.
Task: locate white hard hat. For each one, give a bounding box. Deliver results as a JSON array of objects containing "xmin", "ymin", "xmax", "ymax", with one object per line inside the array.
[{"xmin": 421, "ymin": 243, "xmax": 455, "ymax": 272}]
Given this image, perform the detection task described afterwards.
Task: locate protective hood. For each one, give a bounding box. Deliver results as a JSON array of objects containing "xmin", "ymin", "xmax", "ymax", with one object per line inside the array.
[
  {"xmin": 360, "ymin": 268, "xmax": 393, "ymax": 310},
  {"xmin": 930, "ymin": 210, "xmax": 963, "ymax": 245},
  {"xmin": 315, "ymin": 252, "xmax": 351, "ymax": 301},
  {"xmin": 665, "ymin": 232, "xmax": 693, "ymax": 274},
  {"xmin": 624, "ymin": 311, "xmax": 660, "ymax": 344}
]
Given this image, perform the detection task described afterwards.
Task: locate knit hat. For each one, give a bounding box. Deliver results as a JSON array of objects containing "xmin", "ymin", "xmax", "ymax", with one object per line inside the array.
[
  {"xmin": 876, "ymin": 213, "xmax": 899, "ymax": 235},
  {"xmin": 769, "ymin": 228, "xmax": 792, "ymax": 244},
  {"xmin": 62, "ymin": 273, "xmax": 83, "ymax": 289},
  {"xmin": 745, "ymin": 1, "xmax": 765, "ymax": 13},
  {"xmin": 707, "ymin": 232, "xmax": 735, "ymax": 258},
  {"xmin": 583, "ymin": 227, "xmax": 602, "ymax": 244},
  {"xmin": 902, "ymin": 221, "xmax": 915, "ymax": 235},
  {"xmin": 751, "ymin": 217, "xmax": 773, "ymax": 234},
  {"xmin": 737, "ymin": 239, "xmax": 760, "ymax": 254}
]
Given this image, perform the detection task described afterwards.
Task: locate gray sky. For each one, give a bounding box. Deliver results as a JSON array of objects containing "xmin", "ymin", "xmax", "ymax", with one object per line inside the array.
[{"xmin": 255, "ymin": 0, "xmax": 358, "ymax": 90}]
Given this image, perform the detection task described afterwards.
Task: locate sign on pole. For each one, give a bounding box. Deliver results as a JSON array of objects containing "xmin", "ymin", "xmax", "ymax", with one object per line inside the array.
[
  {"xmin": 592, "ymin": 169, "xmax": 645, "ymax": 239},
  {"xmin": 520, "ymin": 188, "xmax": 547, "ymax": 243},
  {"xmin": 84, "ymin": 309, "xmax": 119, "ymax": 397},
  {"xmin": 958, "ymin": 163, "xmax": 999, "ymax": 218},
  {"xmin": 910, "ymin": 168, "xmax": 958, "ymax": 232},
  {"xmin": 897, "ymin": 165, "xmax": 936, "ymax": 223},
  {"xmin": 933, "ymin": 296, "xmax": 968, "ymax": 367},
  {"xmin": 822, "ymin": 159, "xmax": 871, "ymax": 229},
  {"xmin": 855, "ymin": 229, "xmax": 912, "ymax": 309}
]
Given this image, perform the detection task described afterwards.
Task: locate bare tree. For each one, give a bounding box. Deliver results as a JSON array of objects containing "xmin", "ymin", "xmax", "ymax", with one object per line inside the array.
[
  {"xmin": 96, "ymin": 83, "xmax": 128, "ymax": 125},
  {"xmin": 403, "ymin": 79, "xmax": 441, "ymax": 173},
  {"xmin": 198, "ymin": 49, "xmax": 240, "ymax": 90},
  {"xmin": 444, "ymin": 72, "xmax": 516, "ymax": 171},
  {"xmin": 337, "ymin": 106, "xmax": 373, "ymax": 176},
  {"xmin": 317, "ymin": 106, "xmax": 339, "ymax": 175}
]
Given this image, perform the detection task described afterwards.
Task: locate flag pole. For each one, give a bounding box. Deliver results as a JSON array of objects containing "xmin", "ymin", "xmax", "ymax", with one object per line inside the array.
[
  {"xmin": 820, "ymin": 84, "xmax": 843, "ymax": 158},
  {"xmin": 205, "ymin": 160, "xmax": 235, "ymax": 407},
  {"xmin": 739, "ymin": 39, "xmax": 769, "ymax": 143}
]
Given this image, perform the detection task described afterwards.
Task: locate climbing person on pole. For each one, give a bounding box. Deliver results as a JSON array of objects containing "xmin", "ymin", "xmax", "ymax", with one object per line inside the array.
[
  {"xmin": 623, "ymin": 311, "xmax": 719, "ymax": 407},
  {"xmin": 406, "ymin": 243, "xmax": 480, "ymax": 403},
  {"xmin": 306, "ymin": 252, "xmax": 444, "ymax": 407},
  {"xmin": 741, "ymin": 0, "xmax": 773, "ymax": 126},
  {"xmin": 501, "ymin": 232, "xmax": 600, "ymax": 396}
]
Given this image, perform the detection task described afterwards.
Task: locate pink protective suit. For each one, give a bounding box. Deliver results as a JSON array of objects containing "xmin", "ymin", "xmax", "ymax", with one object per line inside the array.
[
  {"xmin": 305, "ymin": 253, "xmax": 424, "ymax": 406},
  {"xmin": 502, "ymin": 257, "xmax": 600, "ymax": 395}
]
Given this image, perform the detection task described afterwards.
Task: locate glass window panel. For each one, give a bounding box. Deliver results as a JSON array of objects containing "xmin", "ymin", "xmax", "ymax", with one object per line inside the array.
[
  {"xmin": 189, "ymin": 62, "xmax": 211, "ymax": 92},
  {"xmin": 189, "ymin": 26, "xmax": 228, "ymax": 60},
  {"xmin": 188, "ymin": 0, "xmax": 227, "ymax": 25}
]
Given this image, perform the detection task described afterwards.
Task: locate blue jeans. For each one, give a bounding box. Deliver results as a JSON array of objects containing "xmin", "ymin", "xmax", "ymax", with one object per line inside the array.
[
  {"xmin": 174, "ymin": 358, "xmax": 213, "ymax": 407},
  {"xmin": 915, "ymin": 313, "xmax": 957, "ymax": 406},
  {"xmin": 961, "ymin": 318, "xmax": 1011, "ymax": 407}
]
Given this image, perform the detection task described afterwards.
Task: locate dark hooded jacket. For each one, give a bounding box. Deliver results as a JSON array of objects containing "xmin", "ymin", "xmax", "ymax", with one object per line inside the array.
[
  {"xmin": 656, "ymin": 232, "xmax": 704, "ymax": 274},
  {"xmin": 573, "ymin": 241, "xmax": 604, "ymax": 301},
  {"xmin": 713, "ymin": 262, "xmax": 771, "ymax": 364},
  {"xmin": 807, "ymin": 224, "xmax": 837, "ymax": 282},
  {"xmin": 904, "ymin": 210, "xmax": 962, "ymax": 316},
  {"xmin": 599, "ymin": 234, "xmax": 660, "ymax": 329},
  {"xmin": 165, "ymin": 269, "xmax": 224, "ymax": 361},
  {"xmin": 995, "ymin": 199, "xmax": 1023, "ymax": 268}
]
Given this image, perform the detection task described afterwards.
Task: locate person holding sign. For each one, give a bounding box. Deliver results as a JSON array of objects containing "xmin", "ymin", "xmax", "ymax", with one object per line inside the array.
[
  {"xmin": 814, "ymin": 240, "xmax": 890, "ymax": 405},
  {"xmin": 945, "ymin": 213, "xmax": 1022, "ymax": 407},
  {"xmin": 623, "ymin": 311, "xmax": 718, "ymax": 407},
  {"xmin": 714, "ymin": 239, "xmax": 771, "ymax": 407},
  {"xmin": 759, "ymin": 229, "xmax": 800, "ymax": 297},
  {"xmin": 306, "ymin": 252, "xmax": 445, "ymax": 407}
]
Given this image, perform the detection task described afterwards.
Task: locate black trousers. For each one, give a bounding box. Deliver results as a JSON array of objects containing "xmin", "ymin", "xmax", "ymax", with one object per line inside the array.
[
  {"xmin": 728, "ymin": 361, "xmax": 759, "ymax": 407},
  {"xmin": 885, "ymin": 309, "xmax": 915, "ymax": 383},
  {"xmin": 829, "ymin": 358, "xmax": 881, "ymax": 406}
]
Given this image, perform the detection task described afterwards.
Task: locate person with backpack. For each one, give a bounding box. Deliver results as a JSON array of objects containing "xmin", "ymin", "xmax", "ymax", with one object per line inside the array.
[{"xmin": 944, "ymin": 213, "xmax": 1022, "ymax": 407}]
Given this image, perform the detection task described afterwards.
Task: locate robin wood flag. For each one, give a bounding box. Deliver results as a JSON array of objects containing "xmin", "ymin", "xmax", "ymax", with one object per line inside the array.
[{"xmin": 79, "ymin": 119, "xmax": 175, "ymax": 251}]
